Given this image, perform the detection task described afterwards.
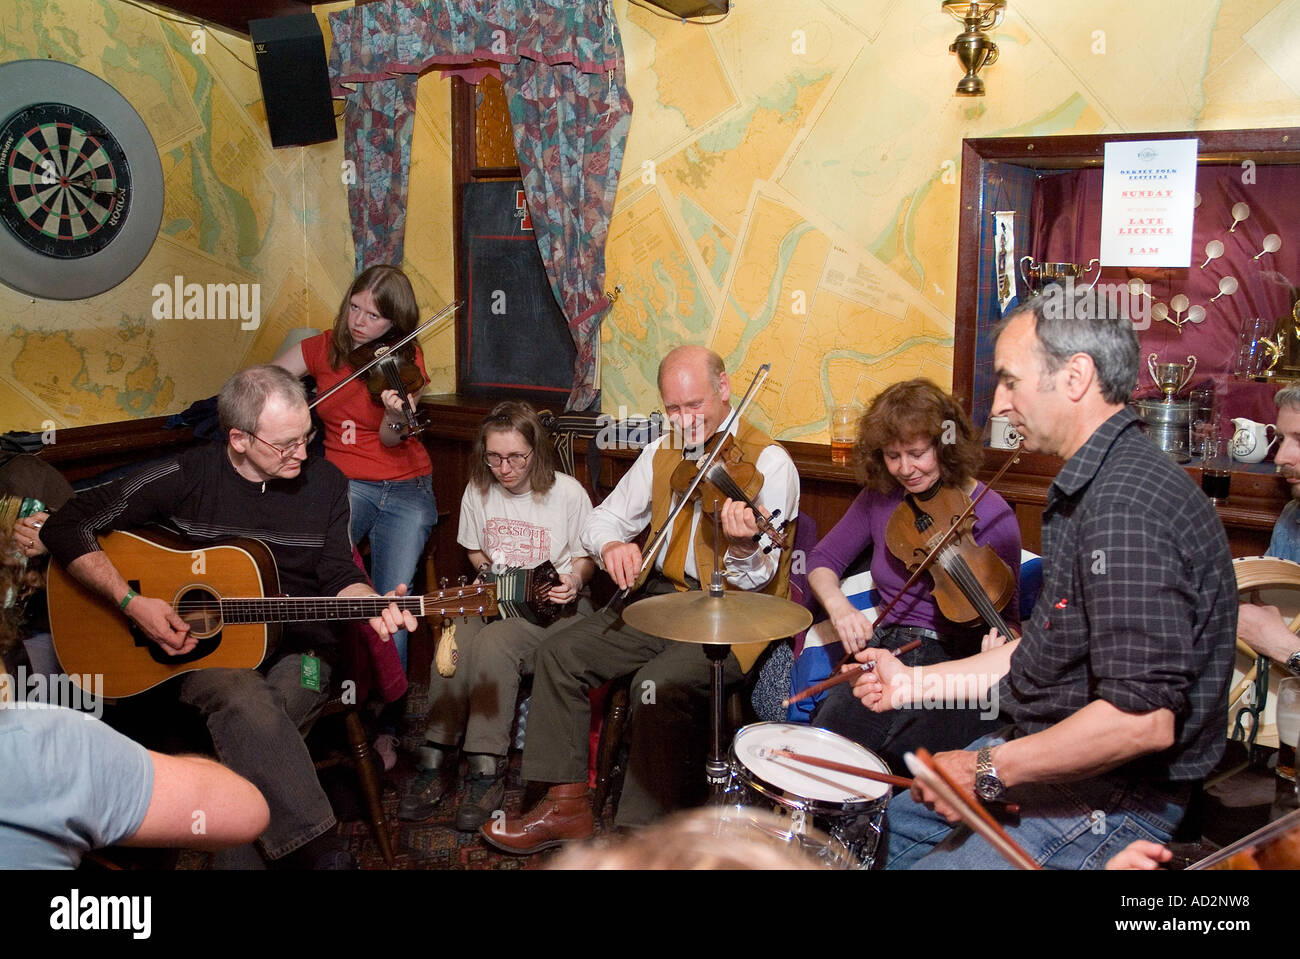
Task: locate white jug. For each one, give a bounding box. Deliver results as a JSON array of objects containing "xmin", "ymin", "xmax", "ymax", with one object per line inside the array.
[{"xmin": 1231, "ymin": 417, "xmax": 1279, "ymax": 464}]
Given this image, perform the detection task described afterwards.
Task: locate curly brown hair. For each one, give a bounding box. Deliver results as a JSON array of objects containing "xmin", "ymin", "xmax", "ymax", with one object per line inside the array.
[
  {"xmin": 854, "ymin": 379, "xmax": 981, "ymax": 493},
  {"xmin": 467, "ymin": 401, "xmax": 558, "ymax": 496}
]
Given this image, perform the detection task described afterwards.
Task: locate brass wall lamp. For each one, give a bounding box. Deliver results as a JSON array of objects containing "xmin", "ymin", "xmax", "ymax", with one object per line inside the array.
[{"xmin": 943, "ymin": 0, "xmax": 1005, "ymax": 96}]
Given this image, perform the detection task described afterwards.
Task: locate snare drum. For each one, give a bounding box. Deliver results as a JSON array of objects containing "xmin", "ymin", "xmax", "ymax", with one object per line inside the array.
[{"xmin": 723, "ymin": 722, "xmax": 892, "ymax": 869}]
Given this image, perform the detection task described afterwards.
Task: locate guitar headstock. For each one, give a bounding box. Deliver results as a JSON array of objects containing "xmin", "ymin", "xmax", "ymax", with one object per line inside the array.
[{"xmin": 427, "ymin": 581, "xmax": 498, "ymax": 619}]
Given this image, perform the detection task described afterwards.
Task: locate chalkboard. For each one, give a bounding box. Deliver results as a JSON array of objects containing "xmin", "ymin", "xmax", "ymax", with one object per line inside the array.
[{"xmin": 459, "ymin": 180, "xmax": 576, "ymax": 398}]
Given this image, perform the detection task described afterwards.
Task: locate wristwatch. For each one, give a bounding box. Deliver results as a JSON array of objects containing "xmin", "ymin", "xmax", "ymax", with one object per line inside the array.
[
  {"xmin": 1287, "ymin": 649, "xmax": 1300, "ymax": 676},
  {"xmin": 975, "ymin": 745, "xmax": 1006, "ymax": 802}
]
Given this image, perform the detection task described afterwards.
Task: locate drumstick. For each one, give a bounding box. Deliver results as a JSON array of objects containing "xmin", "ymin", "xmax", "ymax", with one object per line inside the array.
[
  {"xmin": 905, "ymin": 748, "xmax": 1039, "ymax": 870},
  {"xmin": 783, "ymin": 638, "xmax": 923, "ymax": 707},
  {"xmin": 772, "ymin": 750, "xmax": 913, "ymax": 789}
]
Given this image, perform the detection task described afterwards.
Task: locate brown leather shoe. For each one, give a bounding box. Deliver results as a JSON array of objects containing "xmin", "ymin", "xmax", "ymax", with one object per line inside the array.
[{"xmin": 479, "ymin": 783, "xmax": 594, "ymax": 855}]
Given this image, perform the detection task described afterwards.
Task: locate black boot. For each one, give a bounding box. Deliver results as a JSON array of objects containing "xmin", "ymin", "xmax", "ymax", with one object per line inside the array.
[{"xmin": 455, "ymin": 754, "xmax": 506, "ymax": 832}]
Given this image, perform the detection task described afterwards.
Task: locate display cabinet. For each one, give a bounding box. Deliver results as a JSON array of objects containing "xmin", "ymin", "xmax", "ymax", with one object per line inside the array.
[{"xmin": 953, "ymin": 127, "xmax": 1300, "ymax": 555}]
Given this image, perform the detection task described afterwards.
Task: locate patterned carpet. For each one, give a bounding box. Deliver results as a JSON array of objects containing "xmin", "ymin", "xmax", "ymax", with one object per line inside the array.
[
  {"xmin": 327, "ymin": 678, "xmax": 623, "ymax": 871},
  {"xmin": 334, "ymin": 747, "xmax": 574, "ymax": 870}
]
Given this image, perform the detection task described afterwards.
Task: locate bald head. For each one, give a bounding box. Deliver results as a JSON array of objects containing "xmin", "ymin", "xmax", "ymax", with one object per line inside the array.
[
  {"xmin": 657, "ymin": 345, "xmax": 732, "ymax": 447},
  {"xmin": 657, "ymin": 346, "xmax": 725, "ymax": 393}
]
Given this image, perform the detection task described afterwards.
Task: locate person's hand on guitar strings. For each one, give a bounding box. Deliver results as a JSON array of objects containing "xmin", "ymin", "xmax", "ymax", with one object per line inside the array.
[
  {"xmin": 368, "ymin": 582, "xmax": 419, "ymax": 640},
  {"xmin": 125, "ymin": 593, "xmax": 196, "ymax": 656}
]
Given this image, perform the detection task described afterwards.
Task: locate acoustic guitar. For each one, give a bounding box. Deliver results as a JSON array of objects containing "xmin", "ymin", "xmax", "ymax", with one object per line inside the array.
[{"xmin": 46, "ymin": 528, "xmax": 497, "ymax": 698}]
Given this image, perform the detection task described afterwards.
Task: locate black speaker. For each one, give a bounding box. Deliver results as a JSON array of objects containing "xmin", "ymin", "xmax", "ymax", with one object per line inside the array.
[{"xmin": 249, "ymin": 14, "xmax": 337, "ymax": 148}]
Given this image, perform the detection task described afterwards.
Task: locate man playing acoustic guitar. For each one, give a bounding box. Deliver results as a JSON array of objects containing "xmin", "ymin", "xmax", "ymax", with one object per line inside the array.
[{"xmin": 43, "ymin": 365, "xmax": 417, "ymax": 869}]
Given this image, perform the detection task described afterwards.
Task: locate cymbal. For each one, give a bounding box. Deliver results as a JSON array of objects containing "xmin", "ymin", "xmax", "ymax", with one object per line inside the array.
[{"xmin": 621, "ymin": 590, "xmax": 813, "ymax": 645}]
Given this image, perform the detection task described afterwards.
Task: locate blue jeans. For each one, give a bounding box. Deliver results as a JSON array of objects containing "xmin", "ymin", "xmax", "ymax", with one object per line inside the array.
[
  {"xmin": 349, "ymin": 475, "xmax": 438, "ymax": 669},
  {"xmin": 884, "ymin": 732, "xmax": 1189, "ymax": 870}
]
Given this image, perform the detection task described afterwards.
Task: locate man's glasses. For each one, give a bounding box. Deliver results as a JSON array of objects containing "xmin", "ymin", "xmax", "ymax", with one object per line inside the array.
[
  {"xmin": 484, "ymin": 450, "xmax": 532, "ymax": 469},
  {"xmin": 247, "ymin": 429, "xmax": 317, "ymax": 459}
]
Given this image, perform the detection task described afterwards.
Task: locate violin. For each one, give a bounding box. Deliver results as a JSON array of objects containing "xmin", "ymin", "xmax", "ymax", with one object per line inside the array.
[
  {"xmin": 884, "ymin": 482, "xmax": 1016, "ymax": 639},
  {"xmin": 606, "ymin": 362, "xmax": 776, "ymax": 612},
  {"xmin": 345, "ymin": 328, "xmax": 429, "ymax": 440},
  {"xmin": 308, "ymin": 302, "xmax": 460, "ymax": 440},
  {"xmin": 1190, "ymin": 806, "xmax": 1300, "ymax": 870},
  {"xmin": 668, "ymin": 432, "xmax": 789, "ymax": 551}
]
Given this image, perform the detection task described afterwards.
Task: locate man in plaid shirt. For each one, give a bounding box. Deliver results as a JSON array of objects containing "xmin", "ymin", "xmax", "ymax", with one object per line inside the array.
[{"xmin": 854, "ymin": 292, "xmax": 1236, "ymax": 869}]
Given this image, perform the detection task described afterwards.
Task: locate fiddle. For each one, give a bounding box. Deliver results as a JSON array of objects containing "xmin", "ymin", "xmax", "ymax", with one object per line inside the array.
[
  {"xmin": 668, "ymin": 432, "xmax": 789, "ymax": 551},
  {"xmin": 606, "ymin": 362, "xmax": 774, "ymax": 612},
  {"xmin": 346, "ymin": 328, "xmax": 429, "ymax": 440},
  {"xmin": 1190, "ymin": 806, "xmax": 1300, "ymax": 870},
  {"xmin": 884, "ymin": 482, "xmax": 1016, "ymax": 640},
  {"xmin": 309, "ymin": 301, "xmax": 460, "ymax": 440}
]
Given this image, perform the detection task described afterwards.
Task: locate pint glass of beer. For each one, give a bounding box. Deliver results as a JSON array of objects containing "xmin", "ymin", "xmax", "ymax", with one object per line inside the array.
[{"xmin": 830, "ymin": 405, "xmax": 856, "ymax": 466}]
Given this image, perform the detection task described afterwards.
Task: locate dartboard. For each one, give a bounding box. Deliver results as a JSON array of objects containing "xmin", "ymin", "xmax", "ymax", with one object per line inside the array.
[
  {"xmin": 0, "ymin": 102, "xmax": 132, "ymax": 258},
  {"xmin": 0, "ymin": 60, "xmax": 163, "ymax": 300}
]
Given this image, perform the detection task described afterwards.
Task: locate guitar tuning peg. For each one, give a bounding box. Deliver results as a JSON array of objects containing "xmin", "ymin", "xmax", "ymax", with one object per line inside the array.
[
  {"xmin": 457, "ymin": 575, "xmax": 467, "ymax": 586},
  {"xmin": 439, "ymin": 577, "xmax": 448, "ymax": 590},
  {"xmin": 770, "ymin": 508, "xmax": 782, "ymax": 520},
  {"xmin": 762, "ymin": 544, "xmax": 773, "ymax": 555}
]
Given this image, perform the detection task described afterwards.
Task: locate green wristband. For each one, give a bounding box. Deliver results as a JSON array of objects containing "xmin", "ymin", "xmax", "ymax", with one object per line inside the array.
[{"xmin": 118, "ymin": 589, "xmax": 138, "ymax": 612}]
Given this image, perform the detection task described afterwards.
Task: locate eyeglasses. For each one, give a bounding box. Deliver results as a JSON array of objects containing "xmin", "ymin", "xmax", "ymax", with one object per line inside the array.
[
  {"xmin": 247, "ymin": 429, "xmax": 317, "ymax": 459},
  {"xmin": 484, "ymin": 450, "xmax": 532, "ymax": 469}
]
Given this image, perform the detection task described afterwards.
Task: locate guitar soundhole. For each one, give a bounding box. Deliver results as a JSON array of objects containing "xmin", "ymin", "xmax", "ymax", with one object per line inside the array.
[{"xmin": 178, "ymin": 586, "xmax": 223, "ymax": 639}]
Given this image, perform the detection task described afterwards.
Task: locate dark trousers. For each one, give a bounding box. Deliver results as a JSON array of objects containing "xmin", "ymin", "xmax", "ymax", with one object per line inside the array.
[{"xmin": 521, "ymin": 605, "xmax": 744, "ymax": 827}]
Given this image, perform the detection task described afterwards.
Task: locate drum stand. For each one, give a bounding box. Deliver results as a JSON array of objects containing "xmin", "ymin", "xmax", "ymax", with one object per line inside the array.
[
  {"xmin": 620, "ymin": 515, "xmax": 811, "ymax": 801},
  {"xmin": 704, "ymin": 641, "xmax": 731, "ymax": 798}
]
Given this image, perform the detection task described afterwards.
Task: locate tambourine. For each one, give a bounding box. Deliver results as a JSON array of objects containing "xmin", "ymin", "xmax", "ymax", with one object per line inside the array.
[{"xmin": 1231, "ymin": 556, "xmax": 1300, "ymax": 746}]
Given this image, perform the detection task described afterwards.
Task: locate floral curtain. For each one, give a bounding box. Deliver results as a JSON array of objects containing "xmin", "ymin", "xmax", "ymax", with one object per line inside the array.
[{"xmin": 327, "ymin": 0, "xmax": 632, "ymax": 410}]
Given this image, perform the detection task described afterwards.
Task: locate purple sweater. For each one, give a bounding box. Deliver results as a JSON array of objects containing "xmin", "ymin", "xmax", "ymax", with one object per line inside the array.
[{"xmin": 807, "ymin": 483, "xmax": 1022, "ymax": 638}]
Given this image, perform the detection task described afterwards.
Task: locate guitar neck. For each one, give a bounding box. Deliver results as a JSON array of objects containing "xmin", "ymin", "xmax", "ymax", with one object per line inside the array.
[{"xmin": 216, "ymin": 593, "xmax": 487, "ymax": 624}]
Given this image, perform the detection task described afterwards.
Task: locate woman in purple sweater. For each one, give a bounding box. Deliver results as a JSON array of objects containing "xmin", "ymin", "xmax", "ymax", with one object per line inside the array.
[{"xmin": 809, "ymin": 380, "xmax": 1022, "ymax": 772}]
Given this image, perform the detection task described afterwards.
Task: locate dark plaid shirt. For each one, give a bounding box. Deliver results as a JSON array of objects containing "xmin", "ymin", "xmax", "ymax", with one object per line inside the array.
[{"xmin": 999, "ymin": 408, "xmax": 1236, "ymax": 781}]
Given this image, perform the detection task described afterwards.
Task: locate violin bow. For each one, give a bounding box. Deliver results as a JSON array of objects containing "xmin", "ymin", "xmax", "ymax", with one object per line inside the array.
[
  {"xmin": 308, "ymin": 301, "xmax": 461, "ymax": 410},
  {"xmin": 605, "ymin": 363, "xmax": 773, "ymax": 614},
  {"xmin": 831, "ymin": 444, "xmax": 1022, "ymax": 671},
  {"xmin": 905, "ymin": 748, "xmax": 1039, "ymax": 870}
]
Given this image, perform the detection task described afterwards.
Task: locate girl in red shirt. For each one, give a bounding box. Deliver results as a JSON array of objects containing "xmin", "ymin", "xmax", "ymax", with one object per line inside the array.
[{"xmin": 275, "ymin": 265, "xmax": 437, "ymax": 682}]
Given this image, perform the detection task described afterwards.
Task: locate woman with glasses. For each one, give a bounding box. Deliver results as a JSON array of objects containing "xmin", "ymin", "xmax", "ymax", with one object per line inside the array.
[
  {"xmin": 400, "ymin": 401, "xmax": 594, "ymax": 830},
  {"xmin": 274, "ymin": 265, "xmax": 437, "ymax": 689}
]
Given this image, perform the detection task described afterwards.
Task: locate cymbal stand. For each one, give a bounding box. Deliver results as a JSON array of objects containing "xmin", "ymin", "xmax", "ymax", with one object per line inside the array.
[{"xmin": 706, "ymin": 509, "xmax": 730, "ymax": 798}]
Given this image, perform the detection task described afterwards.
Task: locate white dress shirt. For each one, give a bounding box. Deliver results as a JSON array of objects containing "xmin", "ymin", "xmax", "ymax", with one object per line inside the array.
[{"xmin": 581, "ymin": 414, "xmax": 799, "ymax": 591}]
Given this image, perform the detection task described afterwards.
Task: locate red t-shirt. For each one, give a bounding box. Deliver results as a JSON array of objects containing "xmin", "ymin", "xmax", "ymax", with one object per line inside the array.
[{"xmin": 300, "ymin": 331, "xmax": 432, "ymax": 482}]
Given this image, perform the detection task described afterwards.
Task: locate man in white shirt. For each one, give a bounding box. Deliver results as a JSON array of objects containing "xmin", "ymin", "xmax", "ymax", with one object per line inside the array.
[{"xmin": 482, "ymin": 346, "xmax": 799, "ymax": 853}]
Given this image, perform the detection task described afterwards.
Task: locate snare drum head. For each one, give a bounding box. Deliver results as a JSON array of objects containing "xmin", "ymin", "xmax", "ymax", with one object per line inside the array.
[{"xmin": 732, "ymin": 722, "xmax": 890, "ymax": 806}]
